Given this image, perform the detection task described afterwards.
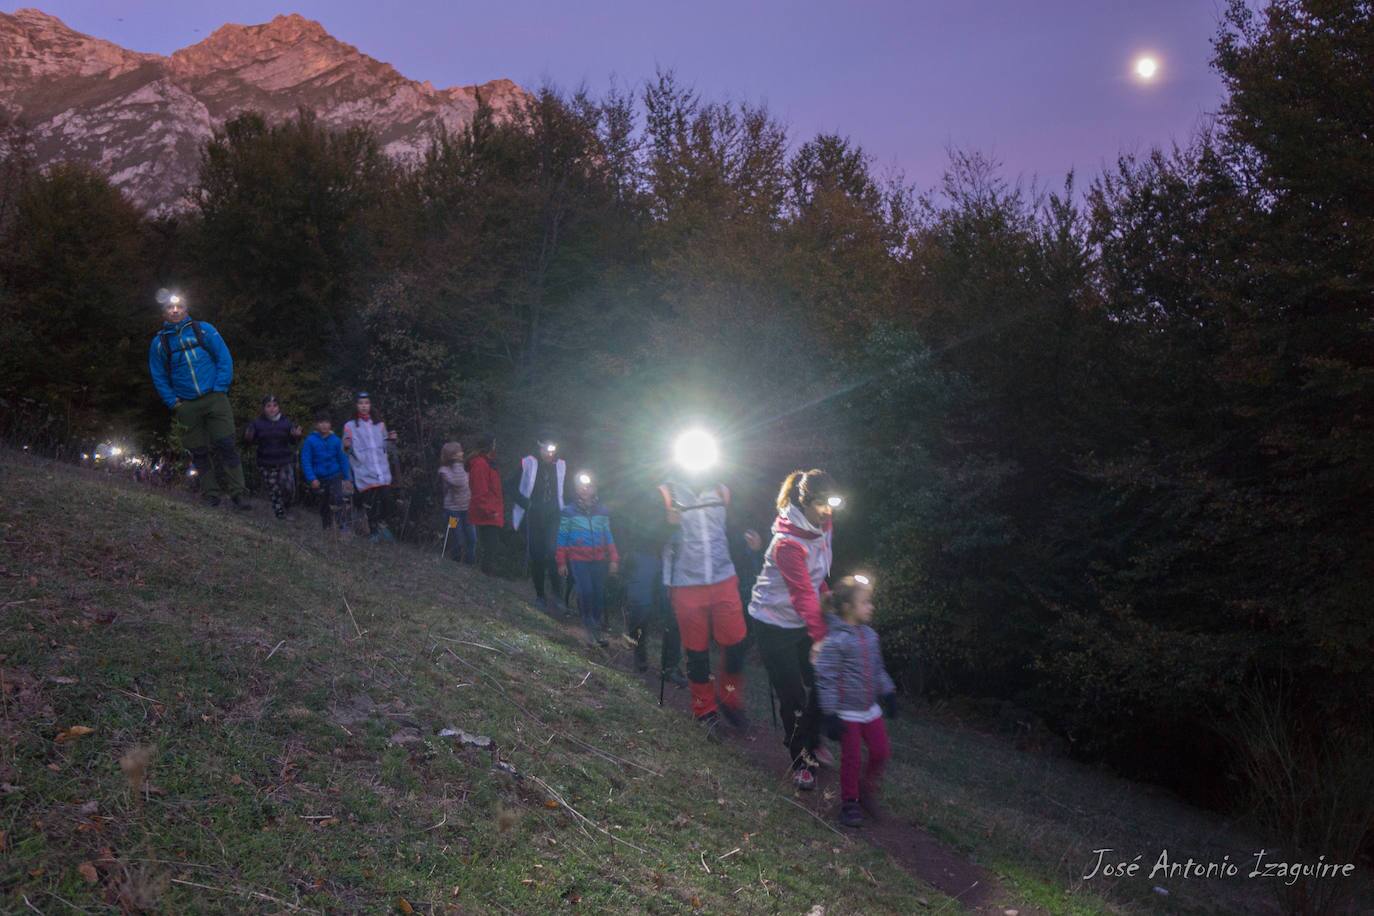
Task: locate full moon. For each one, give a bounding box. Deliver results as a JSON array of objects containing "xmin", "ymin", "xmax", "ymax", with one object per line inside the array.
[{"xmin": 1135, "ymin": 56, "xmax": 1159, "ymax": 80}]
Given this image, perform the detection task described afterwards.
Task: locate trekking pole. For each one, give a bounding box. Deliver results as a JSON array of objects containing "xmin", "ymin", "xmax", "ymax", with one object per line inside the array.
[
  {"xmin": 439, "ymin": 515, "xmax": 454, "ymax": 559},
  {"xmin": 659, "ymin": 667, "xmax": 666, "ymax": 707}
]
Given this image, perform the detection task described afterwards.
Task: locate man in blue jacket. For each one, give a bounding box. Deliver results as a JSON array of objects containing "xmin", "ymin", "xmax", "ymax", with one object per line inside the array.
[{"xmin": 147, "ymin": 290, "xmax": 250, "ymax": 509}]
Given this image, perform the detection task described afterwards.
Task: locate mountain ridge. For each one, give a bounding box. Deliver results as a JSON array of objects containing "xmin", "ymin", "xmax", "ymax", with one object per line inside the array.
[{"xmin": 0, "ymin": 8, "xmax": 529, "ymax": 213}]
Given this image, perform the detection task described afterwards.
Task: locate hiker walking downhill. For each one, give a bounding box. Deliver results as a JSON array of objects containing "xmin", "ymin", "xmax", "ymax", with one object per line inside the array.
[
  {"xmin": 660, "ymin": 431, "xmax": 751, "ymax": 740},
  {"xmin": 556, "ymin": 472, "xmax": 619, "ymax": 647},
  {"xmin": 748, "ymin": 469, "xmax": 838, "ymax": 791},
  {"xmin": 815, "ymin": 574, "xmax": 896, "ymax": 828},
  {"xmin": 466, "ymin": 434, "xmax": 503, "ymax": 575},
  {"xmin": 513, "ymin": 434, "xmax": 568, "ymax": 615},
  {"xmin": 244, "ymin": 394, "xmax": 302, "ymax": 519},
  {"xmin": 342, "ymin": 392, "xmax": 396, "ymax": 542},
  {"xmin": 147, "ymin": 289, "xmax": 251, "ymax": 510}
]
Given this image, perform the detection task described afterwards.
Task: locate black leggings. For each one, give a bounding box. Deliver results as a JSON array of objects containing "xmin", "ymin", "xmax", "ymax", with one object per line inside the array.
[
  {"xmin": 755, "ymin": 619, "xmax": 820, "ymax": 770},
  {"xmin": 476, "ymin": 525, "xmax": 501, "ymax": 575},
  {"xmin": 353, "ymin": 486, "xmax": 393, "ymax": 531},
  {"xmin": 526, "ymin": 515, "xmax": 562, "ymax": 599}
]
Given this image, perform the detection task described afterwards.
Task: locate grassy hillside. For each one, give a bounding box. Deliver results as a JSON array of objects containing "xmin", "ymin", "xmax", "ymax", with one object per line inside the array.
[
  {"xmin": 0, "ymin": 452, "xmax": 1326, "ymax": 914},
  {"xmin": 0, "ymin": 454, "xmax": 946, "ymax": 914}
]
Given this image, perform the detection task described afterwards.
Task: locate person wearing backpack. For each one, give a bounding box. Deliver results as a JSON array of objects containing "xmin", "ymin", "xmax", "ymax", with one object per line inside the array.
[
  {"xmin": 147, "ymin": 290, "xmax": 250, "ymax": 510},
  {"xmin": 244, "ymin": 394, "xmax": 302, "ymax": 519}
]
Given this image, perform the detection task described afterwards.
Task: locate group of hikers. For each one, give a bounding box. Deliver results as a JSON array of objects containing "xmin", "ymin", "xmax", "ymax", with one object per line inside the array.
[{"xmin": 147, "ymin": 291, "xmax": 898, "ymax": 828}]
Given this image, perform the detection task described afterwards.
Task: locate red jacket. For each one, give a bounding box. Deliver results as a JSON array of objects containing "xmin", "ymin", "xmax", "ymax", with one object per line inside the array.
[{"xmin": 465, "ymin": 454, "xmax": 504, "ymax": 527}]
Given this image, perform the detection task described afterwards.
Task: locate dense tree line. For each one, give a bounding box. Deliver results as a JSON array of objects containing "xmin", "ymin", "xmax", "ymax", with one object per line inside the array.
[{"xmin": 2, "ymin": 0, "xmax": 1369, "ymax": 868}]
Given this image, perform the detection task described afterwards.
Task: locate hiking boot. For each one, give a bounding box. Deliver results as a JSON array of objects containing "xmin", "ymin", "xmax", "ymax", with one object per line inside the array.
[
  {"xmin": 633, "ymin": 640, "xmax": 648, "ymax": 673},
  {"xmin": 839, "ymin": 801, "xmax": 864, "ymax": 828},
  {"xmin": 663, "ymin": 667, "xmax": 689, "ymax": 689},
  {"xmin": 231, "ymin": 495, "xmax": 253, "ymax": 511},
  {"xmin": 597, "ymin": 636, "xmax": 610, "ymax": 648},
  {"xmin": 792, "ymin": 767, "xmax": 816, "ymax": 792},
  {"xmin": 698, "ymin": 711, "xmax": 724, "ymax": 743},
  {"xmin": 718, "ymin": 704, "xmax": 750, "ymax": 732},
  {"xmin": 202, "ymin": 494, "xmax": 222, "ymax": 508},
  {"xmin": 813, "ymin": 743, "xmax": 835, "ymax": 768}
]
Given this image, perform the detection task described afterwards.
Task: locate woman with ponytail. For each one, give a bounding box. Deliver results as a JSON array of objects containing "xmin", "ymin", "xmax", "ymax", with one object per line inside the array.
[{"xmin": 747, "ymin": 469, "xmax": 837, "ymax": 790}]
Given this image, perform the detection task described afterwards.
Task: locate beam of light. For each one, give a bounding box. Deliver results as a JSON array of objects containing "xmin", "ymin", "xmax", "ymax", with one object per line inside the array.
[{"xmin": 737, "ymin": 302, "xmax": 1045, "ymax": 436}]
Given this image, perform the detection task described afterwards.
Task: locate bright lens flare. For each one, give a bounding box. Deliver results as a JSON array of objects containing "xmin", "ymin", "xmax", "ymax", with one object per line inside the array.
[
  {"xmin": 673, "ymin": 430, "xmax": 719, "ymax": 473},
  {"xmin": 577, "ymin": 473, "xmax": 591, "ymax": 486},
  {"xmin": 545, "ymin": 443, "xmax": 557, "ymax": 454},
  {"xmin": 826, "ymin": 495, "xmax": 843, "ymax": 509},
  {"xmin": 854, "ymin": 574, "xmax": 872, "ymax": 587},
  {"xmin": 1134, "ymin": 56, "xmax": 1158, "ymax": 80}
]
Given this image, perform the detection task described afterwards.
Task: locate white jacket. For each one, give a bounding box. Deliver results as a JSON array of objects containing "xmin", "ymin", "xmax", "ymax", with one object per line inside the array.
[{"xmin": 342, "ymin": 417, "xmax": 392, "ymax": 491}]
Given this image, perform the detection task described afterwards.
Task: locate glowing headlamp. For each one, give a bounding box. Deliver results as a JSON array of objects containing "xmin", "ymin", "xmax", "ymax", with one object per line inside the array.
[
  {"xmin": 673, "ymin": 429, "xmax": 719, "ymax": 473},
  {"xmin": 577, "ymin": 473, "xmax": 592, "ymax": 486},
  {"xmin": 545, "ymin": 443, "xmax": 557, "ymax": 455},
  {"xmin": 854, "ymin": 574, "xmax": 872, "ymax": 587},
  {"xmin": 110, "ymin": 447, "xmax": 123, "ymax": 456},
  {"xmin": 826, "ymin": 495, "xmax": 844, "ymax": 509}
]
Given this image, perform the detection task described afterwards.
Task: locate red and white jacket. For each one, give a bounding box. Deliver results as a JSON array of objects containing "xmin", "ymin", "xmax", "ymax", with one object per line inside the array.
[{"xmin": 746, "ymin": 505, "xmax": 833, "ymax": 642}]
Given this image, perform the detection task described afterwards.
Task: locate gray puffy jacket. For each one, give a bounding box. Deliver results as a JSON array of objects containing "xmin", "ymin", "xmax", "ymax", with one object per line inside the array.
[{"xmin": 814, "ymin": 613, "xmax": 895, "ymax": 716}]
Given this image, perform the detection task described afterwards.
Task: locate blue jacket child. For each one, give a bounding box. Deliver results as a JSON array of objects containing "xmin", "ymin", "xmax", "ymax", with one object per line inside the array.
[{"xmin": 301, "ymin": 431, "xmax": 352, "ymax": 484}]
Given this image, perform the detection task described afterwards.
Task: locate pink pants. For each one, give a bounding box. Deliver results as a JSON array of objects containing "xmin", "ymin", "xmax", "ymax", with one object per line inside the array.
[{"xmin": 840, "ymin": 718, "xmax": 891, "ymax": 802}]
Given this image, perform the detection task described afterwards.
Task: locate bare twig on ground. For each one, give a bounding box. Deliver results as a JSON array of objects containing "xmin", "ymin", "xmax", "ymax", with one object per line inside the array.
[
  {"xmin": 441, "ymin": 647, "xmax": 661, "ymax": 777},
  {"xmin": 528, "ymin": 774, "xmax": 651, "ymax": 857},
  {"xmin": 341, "ymin": 595, "xmax": 364, "ymax": 639},
  {"xmin": 930, "ymin": 880, "xmax": 980, "ymax": 915},
  {"xmin": 779, "ymin": 793, "xmax": 849, "ymax": 841},
  {"xmin": 432, "ymin": 635, "xmax": 507, "ymax": 654},
  {"xmin": 265, "ymin": 640, "xmax": 285, "ymax": 661},
  {"xmin": 169, "ymin": 877, "xmax": 302, "ymax": 911}
]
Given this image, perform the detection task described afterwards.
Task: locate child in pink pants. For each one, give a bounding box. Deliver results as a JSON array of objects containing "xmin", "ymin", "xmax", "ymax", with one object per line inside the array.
[{"xmin": 814, "ymin": 575, "xmax": 896, "ymax": 828}]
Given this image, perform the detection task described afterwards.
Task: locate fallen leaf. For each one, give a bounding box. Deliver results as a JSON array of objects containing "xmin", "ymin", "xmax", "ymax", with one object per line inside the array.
[
  {"xmin": 691, "ymin": 896, "xmax": 702, "ymax": 909},
  {"xmin": 28, "ymin": 868, "xmax": 44, "ymax": 878},
  {"xmin": 451, "ymin": 885, "xmax": 461, "ymax": 897},
  {"xmin": 78, "ymin": 862, "xmax": 98, "ymax": 884},
  {"xmin": 55, "ymin": 725, "xmax": 95, "ymax": 743},
  {"xmin": 316, "ymin": 817, "xmax": 340, "ymax": 827},
  {"xmin": 396, "ymin": 898, "xmax": 414, "ymax": 914},
  {"xmin": 78, "ymin": 799, "xmax": 99, "ymax": 816},
  {"xmin": 543, "ymin": 799, "xmax": 559, "ymax": 810},
  {"xmin": 229, "ymin": 774, "xmax": 243, "ymax": 785}
]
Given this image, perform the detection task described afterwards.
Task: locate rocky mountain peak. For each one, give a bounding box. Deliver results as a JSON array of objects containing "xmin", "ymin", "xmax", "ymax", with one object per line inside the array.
[{"xmin": 1, "ymin": 8, "xmax": 529, "ymax": 214}]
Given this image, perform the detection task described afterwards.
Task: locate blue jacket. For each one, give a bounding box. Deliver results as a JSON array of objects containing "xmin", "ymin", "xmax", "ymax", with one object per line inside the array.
[
  {"xmin": 300, "ymin": 432, "xmax": 351, "ymax": 483},
  {"xmin": 815, "ymin": 613, "xmax": 896, "ymax": 717},
  {"xmin": 148, "ymin": 318, "xmax": 233, "ymax": 408}
]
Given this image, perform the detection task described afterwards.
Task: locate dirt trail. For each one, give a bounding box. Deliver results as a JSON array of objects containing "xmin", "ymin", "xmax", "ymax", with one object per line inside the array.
[{"xmin": 514, "ymin": 591, "xmax": 1038, "ymax": 915}]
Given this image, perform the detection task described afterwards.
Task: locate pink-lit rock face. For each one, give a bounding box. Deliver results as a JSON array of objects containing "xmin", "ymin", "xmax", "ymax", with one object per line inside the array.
[{"xmin": 0, "ymin": 9, "xmax": 530, "ymax": 214}]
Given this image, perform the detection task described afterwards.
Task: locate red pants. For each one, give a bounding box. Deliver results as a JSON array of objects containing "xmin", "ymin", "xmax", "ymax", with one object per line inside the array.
[
  {"xmin": 671, "ymin": 577, "xmax": 747, "ymax": 718},
  {"xmin": 840, "ymin": 718, "xmax": 890, "ymax": 803}
]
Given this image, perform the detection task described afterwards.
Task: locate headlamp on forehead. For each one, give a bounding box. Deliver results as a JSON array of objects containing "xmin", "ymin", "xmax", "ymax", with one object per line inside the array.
[
  {"xmin": 545, "ymin": 443, "xmax": 558, "ymax": 455},
  {"xmin": 673, "ymin": 429, "xmax": 719, "ymax": 473},
  {"xmin": 826, "ymin": 495, "xmax": 843, "ymax": 509},
  {"xmin": 854, "ymin": 574, "xmax": 872, "ymax": 587},
  {"xmin": 577, "ymin": 473, "xmax": 592, "ymax": 486}
]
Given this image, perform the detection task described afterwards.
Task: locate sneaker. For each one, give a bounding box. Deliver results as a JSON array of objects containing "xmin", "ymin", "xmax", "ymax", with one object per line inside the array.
[
  {"xmin": 698, "ymin": 712, "xmax": 724, "ymax": 743},
  {"xmin": 202, "ymin": 495, "xmax": 222, "ymax": 508},
  {"xmin": 840, "ymin": 801, "xmax": 864, "ymax": 828},
  {"xmin": 597, "ymin": 636, "xmax": 610, "ymax": 648},
  {"xmin": 718, "ymin": 704, "xmax": 750, "ymax": 731},
  {"xmin": 663, "ymin": 668, "xmax": 689, "ymax": 689},
  {"xmin": 231, "ymin": 496, "xmax": 253, "ymax": 511},
  {"xmin": 813, "ymin": 743, "xmax": 835, "ymax": 768},
  {"xmin": 792, "ymin": 767, "xmax": 816, "ymax": 792}
]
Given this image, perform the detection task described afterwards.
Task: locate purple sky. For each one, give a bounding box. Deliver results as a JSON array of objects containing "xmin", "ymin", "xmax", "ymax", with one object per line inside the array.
[{"xmin": 8, "ymin": 0, "xmax": 1230, "ymax": 191}]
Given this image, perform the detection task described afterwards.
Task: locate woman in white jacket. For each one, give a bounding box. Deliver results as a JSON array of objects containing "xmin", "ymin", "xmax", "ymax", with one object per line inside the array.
[{"xmin": 342, "ymin": 392, "xmax": 397, "ymax": 541}]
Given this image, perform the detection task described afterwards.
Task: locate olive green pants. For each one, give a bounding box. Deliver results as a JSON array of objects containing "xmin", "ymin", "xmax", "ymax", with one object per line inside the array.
[{"xmin": 175, "ymin": 391, "xmax": 246, "ymax": 499}]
